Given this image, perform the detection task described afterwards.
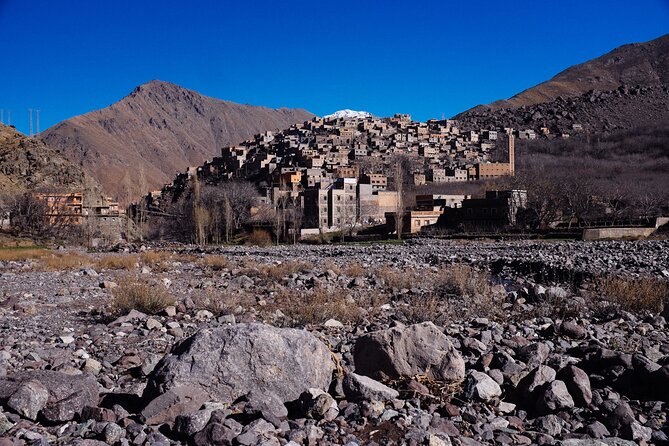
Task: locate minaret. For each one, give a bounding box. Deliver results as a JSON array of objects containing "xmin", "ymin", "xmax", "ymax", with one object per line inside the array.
[{"xmin": 508, "ymin": 134, "xmax": 515, "ymax": 176}]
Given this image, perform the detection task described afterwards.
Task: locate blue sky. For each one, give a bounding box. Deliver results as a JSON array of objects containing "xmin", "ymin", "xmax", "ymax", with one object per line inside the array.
[{"xmin": 1, "ymin": 0, "xmax": 668, "ymax": 135}]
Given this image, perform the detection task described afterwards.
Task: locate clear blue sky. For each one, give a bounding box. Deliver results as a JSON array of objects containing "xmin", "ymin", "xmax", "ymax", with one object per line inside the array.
[{"xmin": 1, "ymin": 0, "xmax": 668, "ymax": 135}]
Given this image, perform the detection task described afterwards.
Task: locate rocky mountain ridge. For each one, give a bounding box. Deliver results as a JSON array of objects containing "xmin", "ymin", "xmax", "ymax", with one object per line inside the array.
[
  {"xmin": 456, "ymin": 83, "xmax": 669, "ymax": 134},
  {"xmin": 0, "ymin": 123, "xmax": 101, "ymax": 201}
]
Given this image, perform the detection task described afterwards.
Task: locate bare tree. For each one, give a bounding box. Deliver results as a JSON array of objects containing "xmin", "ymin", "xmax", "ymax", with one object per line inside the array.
[
  {"xmin": 9, "ymin": 192, "xmax": 49, "ymax": 237},
  {"xmin": 391, "ymin": 159, "xmax": 405, "ymax": 239}
]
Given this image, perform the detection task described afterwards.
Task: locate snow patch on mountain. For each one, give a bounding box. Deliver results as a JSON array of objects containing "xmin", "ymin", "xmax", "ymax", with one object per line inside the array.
[{"xmin": 324, "ymin": 109, "xmax": 373, "ymax": 119}]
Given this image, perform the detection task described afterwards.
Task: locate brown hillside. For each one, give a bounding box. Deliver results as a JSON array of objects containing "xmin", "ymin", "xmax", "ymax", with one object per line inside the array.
[
  {"xmin": 467, "ymin": 33, "xmax": 669, "ymax": 112},
  {"xmin": 41, "ymin": 80, "xmax": 314, "ymax": 200}
]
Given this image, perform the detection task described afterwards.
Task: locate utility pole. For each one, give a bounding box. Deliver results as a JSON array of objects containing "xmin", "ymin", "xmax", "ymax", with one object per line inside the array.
[
  {"xmin": 35, "ymin": 109, "xmax": 40, "ymax": 134},
  {"xmin": 0, "ymin": 109, "xmax": 4, "ymax": 124},
  {"xmin": 7, "ymin": 110, "xmax": 11, "ymax": 126},
  {"xmin": 28, "ymin": 108, "xmax": 33, "ymax": 136}
]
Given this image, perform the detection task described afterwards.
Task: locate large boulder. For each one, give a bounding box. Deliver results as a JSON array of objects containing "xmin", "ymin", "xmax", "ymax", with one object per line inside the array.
[
  {"xmin": 0, "ymin": 371, "xmax": 99, "ymax": 422},
  {"xmin": 143, "ymin": 324, "xmax": 335, "ymax": 421},
  {"xmin": 353, "ymin": 322, "xmax": 465, "ymax": 382}
]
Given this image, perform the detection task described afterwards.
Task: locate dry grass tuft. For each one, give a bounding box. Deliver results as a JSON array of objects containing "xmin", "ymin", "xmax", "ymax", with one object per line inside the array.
[
  {"xmin": 344, "ymin": 262, "xmax": 365, "ymax": 278},
  {"xmin": 36, "ymin": 252, "xmax": 92, "ymax": 271},
  {"xmin": 322, "ymin": 260, "xmax": 341, "ymax": 276},
  {"xmin": 436, "ymin": 264, "xmax": 491, "ymax": 297},
  {"xmin": 111, "ymin": 276, "xmax": 175, "ymax": 315},
  {"xmin": 190, "ymin": 288, "xmax": 254, "ymax": 316},
  {"xmin": 96, "ymin": 254, "xmax": 138, "ymax": 270},
  {"xmin": 375, "ymin": 265, "xmax": 418, "ymax": 290},
  {"xmin": 248, "ymin": 260, "xmax": 312, "ymax": 281},
  {"xmin": 399, "ymin": 294, "xmax": 443, "ymax": 324},
  {"xmin": 246, "ymin": 229, "xmax": 273, "ymax": 246},
  {"xmin": 595, "ymin": 275, "xmax": 669, "ymax": 313},
  {"xmin": 201, "ymin": 255, "xmax": 230, "ymax": 271},
  {"xmin": 140, "ymin": 251, "xmax": 173, "ymax": 272},
  {"xmin": 0, "ymin": 248, "xmax": 50, "ymax": 262},
  {"xmin": 272, "ymin": 287, "xmax": 362, "ymax": 326},
  {"xmin": 433, "ymin": 264, "xmax": 505, "ymax": 320}
]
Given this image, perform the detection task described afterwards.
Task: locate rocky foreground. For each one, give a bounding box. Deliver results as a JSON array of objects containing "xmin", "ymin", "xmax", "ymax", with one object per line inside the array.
[{"xmin": 0, "ymin": 239, "xmax": 668, "ymax": 445}]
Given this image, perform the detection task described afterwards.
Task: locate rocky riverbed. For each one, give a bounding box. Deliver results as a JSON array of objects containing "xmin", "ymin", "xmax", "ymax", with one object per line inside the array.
[{"xmin": 0, "ymin": 239, "xmax": 668, "ymax": 445}]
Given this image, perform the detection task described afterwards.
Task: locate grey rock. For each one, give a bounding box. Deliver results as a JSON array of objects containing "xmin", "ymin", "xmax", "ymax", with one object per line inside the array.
[
  {"xmin": 6, "ymin": 380, "xmax": 48, "ymax": 420},
  {"xmin": 464, "ymin": 371, "xmax": 502, "ymax": 401},
  {"xmin": 141, "ymin": 385, "xmax": 209, "ymax": 426},
  {"xmin": 536, "ymin": 380, "xmax": 574, "ymax": 414},
  {"xmin": 517, "ymin": 342, "xmax": 550, "ymax": 369},
  {"xmin": 560, "ymin": 439, "xmax": 636, "ymax": 446},
  {"xmin": 0, "ymin": 371, "xmax": 98, "ymax": 423},
  {"xmin": 608, "ymin": 401, "xmax": 635, "ymax": 431},
  {"xmin": 621, "ymin": 421, "xmax": 652, "ymax": 442},
  {"xmin": 144, "ymin": 324, "xmax": 334, "ymax": 415},
  {"xmin": 0, "ymin": 410, "xmax": 14, "ymax": 435},
  {"xmin": 299, "ymin": 388, "xmax": 338, "ymax": 421},
  {"xmin": 559, "ymin": 365, "xmax": 592, "ymax": 406},
  {"xmin": 585, "ymin": 421, "xmax": 611, "ymax": 438},
  {"xmin": 342, "ymin": 372, "xmax": 399, "ymax": 402},
  {"xmin": 354, "ymin": 322, "xmax": 465, "ymax": 382},
  {"xmin": 103, "ymin": 423, "xmax": 125, "ymax": 444},
  {"xmin": 518, "ymin": 365, "xmax": 556, "ymax": 399},
  {"xmin": 536, "ymin": 414, "xmax": 562, "ymax": 436}
]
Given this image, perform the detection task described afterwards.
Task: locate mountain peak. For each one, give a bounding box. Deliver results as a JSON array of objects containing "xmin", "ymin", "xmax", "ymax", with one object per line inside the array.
[
  {"xmin": 41, "ymin": 82, "xmax": 314, "ymax": 199},
  {"xmin": 324, "ymin": 109, "xmax": 373, "ymax": 119}
]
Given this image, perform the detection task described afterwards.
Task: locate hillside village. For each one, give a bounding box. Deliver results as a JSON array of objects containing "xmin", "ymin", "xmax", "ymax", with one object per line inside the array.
[{"xmin": 146, "ymin": 113, "xmax": 538, "ymax": 237}]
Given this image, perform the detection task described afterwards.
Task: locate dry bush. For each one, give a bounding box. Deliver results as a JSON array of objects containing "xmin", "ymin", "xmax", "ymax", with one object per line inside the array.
[
  {"xmin": 140, "ymin": 251, "xmax": 173, "ymax": 272},
  {"xmin": 375, "ymin": 265, "xmax": 418, "ymax": 290},
  {"xmin": 190, "ymin": 288, "xmax": 254, "ymax": 316},
  {"xmin": 595, "ymin": 275, "xmax": 669, "ymax": 313},
  {"xmin": 247, "ymin": 229, "xmax": 272, "ymax": 246},
  {"xmin": 36, "ymin": 252, "xmax": 92, "ymax": 271},
  {"xmin": 272, "ymin": 287, "xmax": 362, "ymax": 326},
  {"xmin": 201, "ymin": 255, "xmax": 230, "ymax": 271},
  {"xmin": 433, "ymin": 264, "xmax": 505, "ymax": 320},
  {"xmin": 257, "ymin": 260, "xmax": 312, "ymax": 281},
  {"xmin": 436, "ymin": 264, "xmax": 491, "ymax": 297},
  {"xmin": 345, "ymin": 262, "xmax": 365, "ymax": 278},
  {"xmin": 111, "ymin": 276, "xmax": 175, "ymax": 315},
  {"xmin": 172, "ymin": 253, "xmax": 198, "ymax": 263},
  {"xmin": 97, "ymin": 254, "xmax": 138, "ymax": 270},
  {"xmin": 399, "ymin": 294, "xmax": 444, "ymax": 324},
  {"xmin": 322, "ymin": 260, "xmax": 341, "ymax": 276},
  {"xmin": 140, "ymin": 250, "xmax": 172, "ymax": 264},
  {"xmin": 0, "ymin": 248, "xmax": 49, "ymax": 262}
]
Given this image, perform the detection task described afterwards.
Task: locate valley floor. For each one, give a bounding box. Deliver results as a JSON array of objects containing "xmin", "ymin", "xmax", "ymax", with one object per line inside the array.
[{"xmin": 0, "ymin": 240, "xmax": 668, "ymax": 445}]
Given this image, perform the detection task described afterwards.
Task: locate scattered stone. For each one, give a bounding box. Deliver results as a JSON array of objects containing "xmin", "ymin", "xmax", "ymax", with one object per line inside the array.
[
  {"xmin": 342, "ymin": 372, "xmax": 399, "ymax": 402},
  {"xmin": 143, "ymin": 324, "xmax": 335, "ymax": 422},
  {"xmin": 535, "ymin": 380, "xmax": 575, "ymax": 414},
  {"xmin": 464, "ymin": 371, "xmax": 502, "ymax": 401},
  {"xmin": 354, "ymin": 322, "xmax": 465, "ymax": 382}
]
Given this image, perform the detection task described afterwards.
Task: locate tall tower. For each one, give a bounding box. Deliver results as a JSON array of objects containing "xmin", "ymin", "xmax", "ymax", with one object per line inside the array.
[
  {"xmin": 28, "ymin": 108, "xmax": 33, "ymax": 136},
  {"xmin": 508, "ymin": 134, "xmax": 515, "ymax": 176}
]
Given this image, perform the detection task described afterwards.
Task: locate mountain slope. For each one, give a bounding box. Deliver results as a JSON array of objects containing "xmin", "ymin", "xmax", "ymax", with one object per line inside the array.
[
  {"xmin": 0, "ymin": 123, "xmax": 101, "ymax": 201},
  {"xmin": 41, "ymin": 80, "xmax": 314, "ymax": 200},
  {"xmin": 468, "ymin": 33, "xmax": 669, "ymax": 112}
]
